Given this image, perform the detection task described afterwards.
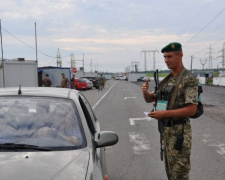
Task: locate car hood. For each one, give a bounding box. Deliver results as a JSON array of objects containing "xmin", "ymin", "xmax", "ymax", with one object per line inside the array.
[{"xmin": 0, "ymin": 148, "xmax": 90, "ymax": 180}]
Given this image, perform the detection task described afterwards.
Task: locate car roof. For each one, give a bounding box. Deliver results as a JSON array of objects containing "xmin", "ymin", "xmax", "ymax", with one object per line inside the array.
[
  {"xmin": 0, "ymin": 87, "xmax": 80, "ymax": 98},
  {"xmin": 81, "ymin": 76, "xmax": 96, "ymax": 78}
]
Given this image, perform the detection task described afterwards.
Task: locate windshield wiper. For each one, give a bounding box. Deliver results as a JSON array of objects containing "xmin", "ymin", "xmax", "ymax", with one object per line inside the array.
[{"xmin": 0, "ymin": 143, "xmax": 51, "ymax": 151}]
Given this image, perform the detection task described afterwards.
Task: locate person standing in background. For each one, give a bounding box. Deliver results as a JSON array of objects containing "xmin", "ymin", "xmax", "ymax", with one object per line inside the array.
[
  {"xmin": 42, "ymin": 74, "xmax": 52, "ymax": 87},
  {"xmin": 71, "ymin": 75, "xmax": 75, "ymax": 89},
  {"xmin": 60, "ymin": 73, "xmax": 70, "ymax": 88}
]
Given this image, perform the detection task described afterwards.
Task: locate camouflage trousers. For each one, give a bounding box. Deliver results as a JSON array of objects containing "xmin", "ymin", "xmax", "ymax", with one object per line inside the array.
[{"xmin": 163, "ymin": 122, "xmax": 192, "ymax": 180}]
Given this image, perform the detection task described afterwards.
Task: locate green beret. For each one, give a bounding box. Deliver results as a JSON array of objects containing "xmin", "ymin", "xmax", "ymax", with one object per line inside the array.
[
  {"xmin": 45, "ymin": 74, "xmax": 49, "ymax": 76},
  {"xmin": 161, "ymin": 42, "xmax": 182, "ymax": 53}
]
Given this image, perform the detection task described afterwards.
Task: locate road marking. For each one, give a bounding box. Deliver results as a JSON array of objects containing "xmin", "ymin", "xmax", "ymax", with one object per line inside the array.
[
  {"xmin": 124, "ymin": 97, "xmax": 136, "ymax": 100},
  {"xmin": 92, "ymin": 81, "xmax": 117, "ymax": 110},
  {"xmin": 202, "ymin": 134, "xmax": 225, "ymax": 158},
  {"xmin": 129, "ymin": 117, "xmax": 153, "ymax": 125},
  {"xmin": 129, "ymin": 132, "xmax": 150, "ymax": 155}
]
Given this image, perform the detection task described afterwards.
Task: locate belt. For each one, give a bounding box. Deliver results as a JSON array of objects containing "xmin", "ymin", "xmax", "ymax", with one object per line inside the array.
[{"xmin": 165, "ymin": 118, "xmax": 189, "ymax": 127}]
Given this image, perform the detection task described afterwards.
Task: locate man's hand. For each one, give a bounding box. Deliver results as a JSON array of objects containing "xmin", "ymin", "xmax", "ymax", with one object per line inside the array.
[
  {"xmin": 142, "ymin": 79, "xmax": 149, "ymax": 94},
  {"xmin": 148, "ymin": 110, "xmax": 166, "ymax": 120}
]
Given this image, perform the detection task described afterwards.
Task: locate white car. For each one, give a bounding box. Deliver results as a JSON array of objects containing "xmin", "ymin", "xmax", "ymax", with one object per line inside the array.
[
  {"xmin": 115, "ymin": 75, "xmax": 123, "ymax": 80},
  {"xmin": 142, "ymin": 77, "xmax": 151, "ymax": 82},
  {"xmin": 0, "ymin": 87, "xmax": 118, "ymax": 180},
  {"xmin": 82, "ymin": 78, "xmax": 94, "ymax": 89}
]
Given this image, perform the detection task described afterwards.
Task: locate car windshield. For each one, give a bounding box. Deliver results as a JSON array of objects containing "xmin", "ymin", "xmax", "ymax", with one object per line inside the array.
[{"xmin": 0, "ymin": 97, "xmax": 86, "ymax": 151}]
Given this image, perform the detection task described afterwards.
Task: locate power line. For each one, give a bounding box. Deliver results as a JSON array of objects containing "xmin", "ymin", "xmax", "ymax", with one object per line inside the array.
[
  {"xmin": 178, "ymin": 2, "xmax": 210, "ymax": 41},
  {"xmin": 2, "ymin": 26, "xmax": 56, "ymax": 58},
  {"xmin": 183, "ymin": 36, "xmax": 225, "ymax": 60},
  {"xmin": 184, "ymin": 7, "xmax": 225, "ymax": 45}
]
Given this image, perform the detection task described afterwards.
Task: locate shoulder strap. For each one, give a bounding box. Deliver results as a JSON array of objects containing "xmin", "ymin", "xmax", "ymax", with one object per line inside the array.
[
  {"xmin": 168, "ymin": 68, "xmax": 186, "ymax": 110},
  {"xmin": 159, "ymin": 73, "xmax": 171, "ymax": 89}
]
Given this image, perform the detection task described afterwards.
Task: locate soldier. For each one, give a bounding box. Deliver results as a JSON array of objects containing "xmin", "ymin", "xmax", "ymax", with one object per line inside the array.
[
  {"xmin": 42, "ymin": 74, "xmax": 52, "ymax": 87},
  {"xmin": 60, "ymin": 73, "xmax": 70, "ymax": 88},
  {"xmin": 142, "ymin": 42, "xmax": 198, "ymax": 180},
  {"xmin": 71, "ymin": 75, "xmax": 75, "ymax": 89},
  {"xmin": 98, "ymin": 74, "xmax": 104, "ymax": 91}
]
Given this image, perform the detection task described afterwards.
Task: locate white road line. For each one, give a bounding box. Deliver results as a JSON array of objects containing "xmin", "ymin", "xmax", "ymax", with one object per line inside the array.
[
  {"xmin": 92, "ymin": 81, "xmax": 117, "ymax": 110},
  {"xmin": 124, "ymin": 97, "xmax": 136, "ymax": 100},
  {"xmin": 129, "ymin": 132, "xmax": 150, "ymax": 155},
  {"xmin": 129, "ymin": 117, "xmax": 153, "ymax": 125},
  {"xmin": 202, "ymin": 134, "xmax": 225, "ymax": 158}
]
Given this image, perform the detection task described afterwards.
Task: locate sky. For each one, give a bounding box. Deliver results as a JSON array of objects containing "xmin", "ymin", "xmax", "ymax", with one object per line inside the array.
[{"xmin": 0, "ymin": 0, "xmax": 225, "ymax": 73}]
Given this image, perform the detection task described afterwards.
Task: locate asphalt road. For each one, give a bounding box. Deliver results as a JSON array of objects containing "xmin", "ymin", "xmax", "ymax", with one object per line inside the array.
[{"xmin": 82, "ymin": 80, "xmax": 225, "ymax": 180}]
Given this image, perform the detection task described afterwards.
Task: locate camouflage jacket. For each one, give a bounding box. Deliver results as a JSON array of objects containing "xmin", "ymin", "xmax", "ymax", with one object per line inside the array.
[
  {"xmin": 42, "ymin": 77, "xmax": 52, "ymax": 87},
  {"xmin": 60, "ymin": 77, "xmax": 69, "ymax": 88},
  {"xmin": 162, "ymin": 69, "xmax": 198, "ymax": 118}
]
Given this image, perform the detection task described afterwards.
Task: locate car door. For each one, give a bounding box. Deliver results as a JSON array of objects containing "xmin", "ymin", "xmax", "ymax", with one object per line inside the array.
[{"xmin": 78, "ymin": 94, "xmax": 106, "ymax": 180}]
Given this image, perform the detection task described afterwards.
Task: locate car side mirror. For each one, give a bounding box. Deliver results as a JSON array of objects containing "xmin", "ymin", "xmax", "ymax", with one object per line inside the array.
[{"xmin": 95, "ymin": 131, "xmax": 118, "ymax": 148}]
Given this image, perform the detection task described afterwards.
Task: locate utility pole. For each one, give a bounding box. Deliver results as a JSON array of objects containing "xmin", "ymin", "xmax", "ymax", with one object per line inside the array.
[
  {"xmin": 190, "ymin": 55, "xmax": 194, "ymax": 72},
  {"xmin": 131, "ymin": 61, "xmax": 140, "ymax": 72},
  {"xmin": 141, "ymin": 50, "xmax": 148, "ymax": 72},
  {"xmin": 34, "ymin": 22, "xmax": 38, "ymax": 66},
  {"xmin": 73, "ymin": 53, "xmax": 84, "ymax": 76},
  {"xmin": 0, "ymin": 19, "xmax": 5, "ymax": 87},
  {"xmin": 205, "ymin": 44, "xmax": 215, "ymax": 69},
  {"xmin": 70, "ymin": 53, "xmax": 75, "ymax": 68},
  {"xmin": 83, "ymin": 53, "xmax": 84, "ymax": 76},
  {"xmin": 141, "ymin": 49, "xmax": 159, "ymax": 72},
  {"xmin": 56, "ymin": 48, "xmax": 62, "ymax": 67},
  {"xmin": 200, "ymin": 58, "xmax": 207, "ymax": 70},
  {"xmin": 150, "ymin": 50, "xmax": 159, "ymax": 71},
  {"xmin": 209, "ymin": 44, "xmax": 212, "ymax": 69},
  {"xmin": 90, "ymin": 59, "xmax": 93, "ymax": 73},
  {"xmin": 218, "ymin": 42, "xmax": 225, "ymax": 69}
]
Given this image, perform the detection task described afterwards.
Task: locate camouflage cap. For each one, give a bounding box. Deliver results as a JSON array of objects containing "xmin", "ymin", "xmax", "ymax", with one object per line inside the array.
[
  {"xmin": 161, "ymin": 42, "xmax": 182, "ymax": 53},
  {"xmin": 61, "ymin": 73, "xmax": 65, "ymax": 75}
]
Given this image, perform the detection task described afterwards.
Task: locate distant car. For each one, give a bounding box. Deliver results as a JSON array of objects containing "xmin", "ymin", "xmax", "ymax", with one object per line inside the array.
[
  {"xmin": 0, "ymin": 87, "xmax": 118, "ymax": 180},
  {"xmin": 120, "ymin": 76, "xmax": 127, "ymax": 80},
  {"xmin": 115, "ymin": 75, "xmax": 123, "ymax": 80},
  {"xmin": 80, "ymin": 76, "xmax": 99, "ymax": 89},
  {"xmin": 137, "ymin": 77, "xmax": 144, "ymax": 82},
  {"xmin": 142, "ymin": 77, "xmax": 151, "ymax": 82},
  {"xmin": 82, "ymin": 78, "xmax": 94, "ymax": 89},
  {"xmin": 75, "ymin": 78, "xmax": 88, "ymax": 90}
]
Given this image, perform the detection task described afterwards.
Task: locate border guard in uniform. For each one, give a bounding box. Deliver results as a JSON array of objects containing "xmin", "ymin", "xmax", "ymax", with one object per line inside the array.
[{"xmin": 142, "ymin": 42, "xmax": 198, "ymax": 180}]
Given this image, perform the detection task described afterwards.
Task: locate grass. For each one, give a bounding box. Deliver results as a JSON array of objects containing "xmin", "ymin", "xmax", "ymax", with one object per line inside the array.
[{"xmin": 148, "ymin": 73, "xmax": 169, "ymax": 77}]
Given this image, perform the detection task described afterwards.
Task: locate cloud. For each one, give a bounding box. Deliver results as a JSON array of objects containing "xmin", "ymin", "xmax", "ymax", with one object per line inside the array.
[{"xmin": 1, "ymin": 0, "xmax": 225, "ymax": 72}]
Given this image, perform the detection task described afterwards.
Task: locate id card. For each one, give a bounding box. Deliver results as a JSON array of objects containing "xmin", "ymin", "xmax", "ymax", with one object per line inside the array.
[{"xmin": 156, "ymin": 100, "xmax": 168, "ymax": 111}]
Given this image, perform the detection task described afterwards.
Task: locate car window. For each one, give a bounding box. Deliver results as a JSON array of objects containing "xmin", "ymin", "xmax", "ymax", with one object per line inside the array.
[
  {"xmin": 0, "ymin": 97, "xmax": 86, "ymax": 151},
  {"xmin": 79, "ymin": 94, "xmax": 96, "ymax": 136},
  {"xmin": 78, "ymin": 78, "xmax": 86, "ymax": 82}
]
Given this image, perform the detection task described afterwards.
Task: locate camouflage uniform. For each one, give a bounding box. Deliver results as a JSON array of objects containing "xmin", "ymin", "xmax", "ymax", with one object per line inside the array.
[
  {"xmin": 98, "ymin": 76, "xmax": 104, "ymax": 91},
  {"xmin": 60, "ymin": 77, "xmax": 69, "ymax": 88},
  {"xmin": 42, "ymin": 77, "xmax": 52, "ymax": 87},
  {"xmin": 162, "ymin": 71, "xmax": 198, "ymax": 180}
]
